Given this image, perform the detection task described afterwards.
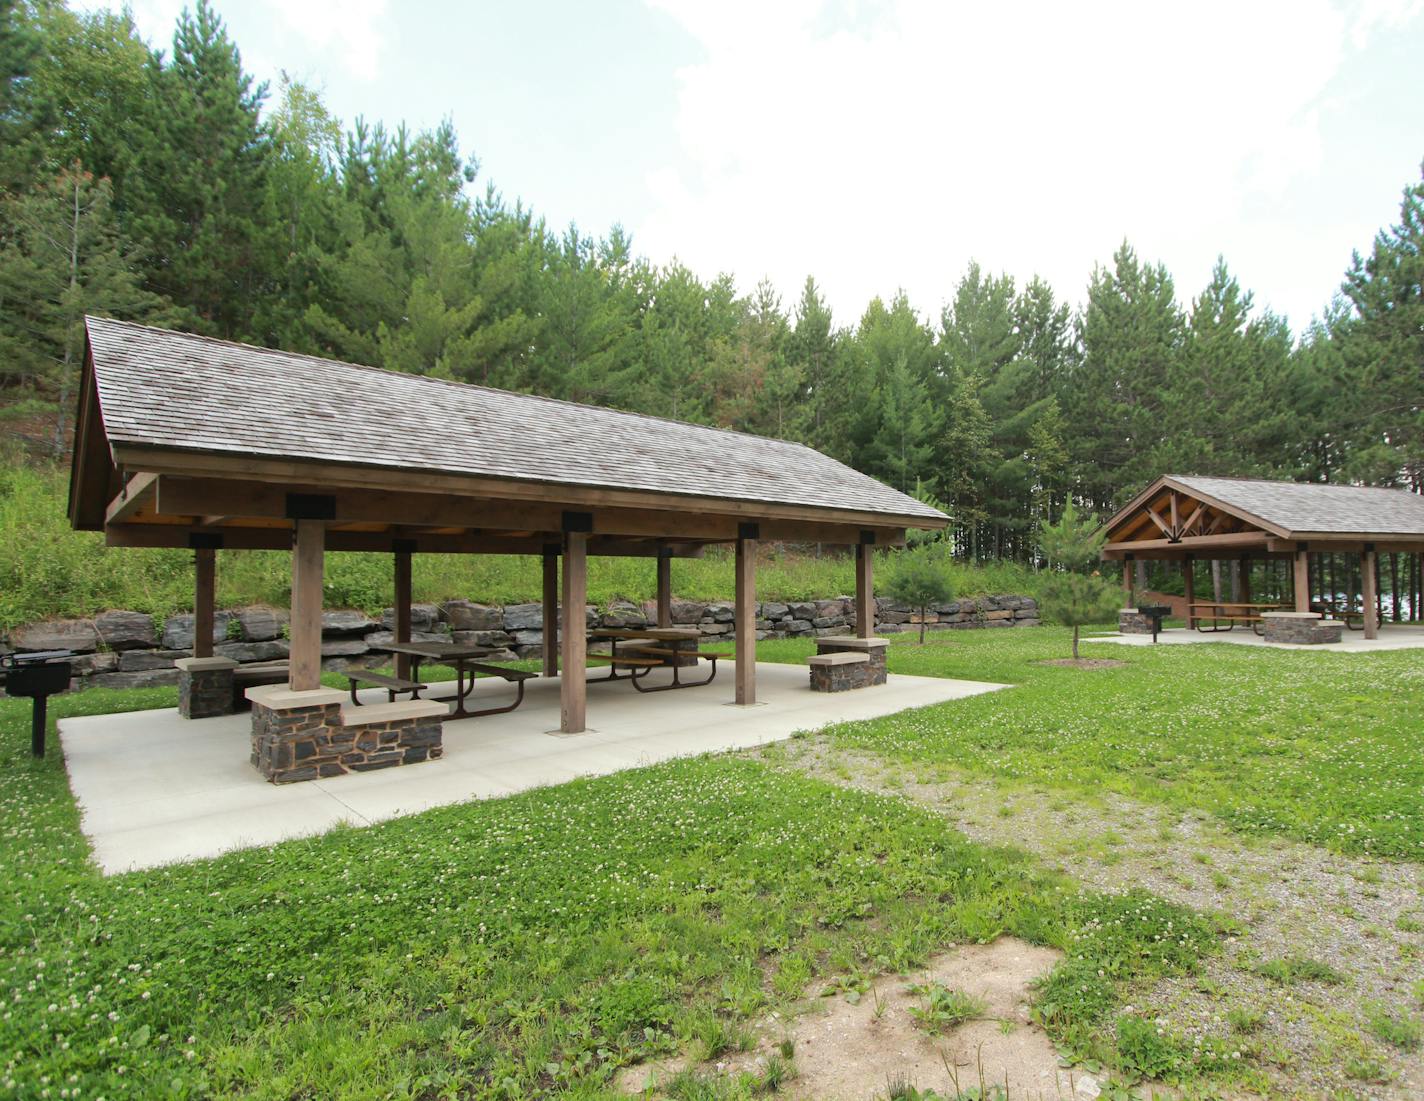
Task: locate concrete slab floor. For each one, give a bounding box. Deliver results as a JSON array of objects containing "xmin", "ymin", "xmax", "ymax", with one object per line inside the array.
[
  {"xmin": 57, "ymin": 660, "xmax": 1006, "ymax": 875},
  {"xmin": 1083, "ymin": 622, "xmax": 1424, "ymax": 653}
]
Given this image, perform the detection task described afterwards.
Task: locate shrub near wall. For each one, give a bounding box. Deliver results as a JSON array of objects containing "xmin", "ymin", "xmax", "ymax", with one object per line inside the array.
[{"xmin": 0, "ymin": 594, "xmax": 1040, "ymax": 689}]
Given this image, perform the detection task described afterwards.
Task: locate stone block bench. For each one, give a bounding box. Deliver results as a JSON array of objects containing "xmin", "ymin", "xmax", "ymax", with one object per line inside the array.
[
  {"xmin": 247, "ymin": 684, "xmax": 446, "ymax": 783},
  {"xmin": 1260, "ymin": 612, "xmax": 1344, "ymax": 645},
  {"xmin": 808, "ymin": 636, "xmax": 888, "ymax": 691}
]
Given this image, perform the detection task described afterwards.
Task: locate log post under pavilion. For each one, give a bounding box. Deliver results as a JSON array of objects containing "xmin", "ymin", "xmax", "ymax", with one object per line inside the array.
[
  {"xmin": 735, "ymin": 524, "xmax": 757, "ymax": 706},
  {"xmin": 854, "ymin": 535, "xmax": 875, "ymax": 637},
  {"xmin": 393, "ymin": 539, "xmax": 414, "ymax": 679},
  {"xmin": 541, "ymin": 544, "xmax": 560, "ymax": 678},
  {"xmin": 560, "ymin": 524, "xmax": 588, "ymax": 733},
  {"xmin": 1182, "ymin": 555, "xmax": 1195, "ymax": 629},
  {"xmin": 193, "ymin": 544, "xmax": 216, "ymax": 659},
  {"xmin": 1293, "ymin": 545, "xmax": 1311, "ymax": 612},
  {"xmin": 289, "ymin": 519, "xmax": 326, "ymax": 692},
  {"xmin": 656, "ymin": 549, "xmax": 673, "ymax": 629},
  {"xmin": 1362, "ymin": 544, "xmax": 1379, "ymax": 639}
]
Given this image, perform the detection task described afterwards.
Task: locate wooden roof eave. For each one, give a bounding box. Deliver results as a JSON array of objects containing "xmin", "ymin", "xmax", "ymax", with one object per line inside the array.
[
  {"xmin": 1102, "ymin": 475, "xmax": 1293, "ymax": 542},
  {"xmin": 1102, "ymin": 530, "xmax": 1273, "ymax": 559},
  {"xmin": 103, "ymin": 522, "xmax": 712, "ymax": 557},
  {"xmin": 1265, "ymin": 534, "xmax": 1424, "ymax": 550},
  {"xmin": 68, "ymin": 344, "xmax": 121, "ymax": 532},
  {"xmin": 101, "ymin": 443, "xmax": 943, "ymax": 536}
]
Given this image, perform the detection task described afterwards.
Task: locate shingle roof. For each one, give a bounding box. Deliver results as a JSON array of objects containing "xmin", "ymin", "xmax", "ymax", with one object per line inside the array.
[
  {"xmin": 1171, "ymin": 475, "xmax": 1424, "ymax": 536},
  {"xmin": 85, "ymin": 316, "xmax": 944, "ymax": 523}
]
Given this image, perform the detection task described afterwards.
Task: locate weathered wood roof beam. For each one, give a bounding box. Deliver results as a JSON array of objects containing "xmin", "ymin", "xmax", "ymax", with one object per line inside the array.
[
  {"xmin": 104, "ymin": 472, "xmax": 159, "ymax": 526},
  {"xmin": 148, "ymin": 475, "xmax": 906, "ymax": 546},
  {"xmin": 105, "ymin": 523, "xmax": 710, "ymax": 557}
]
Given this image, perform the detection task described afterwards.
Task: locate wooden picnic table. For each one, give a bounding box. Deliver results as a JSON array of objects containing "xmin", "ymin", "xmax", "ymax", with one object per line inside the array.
[
  {"xmin": 372, "ymin": 640, "xmax": 497, "ymax": 720},
  {"xmin": 1313, "ymin": 599, "xmax": 1367, "ymax": 630},
  {"xmin": 586, "ymin": 628, "xmax": 699, "ymax": 680},
  {"xmin": 586, "ymin": 627, "xmax": 727, "ymax": 690},
  {"xmin": 1187, "ymin": 601, "xmax": 1281, "ymax": 634}
]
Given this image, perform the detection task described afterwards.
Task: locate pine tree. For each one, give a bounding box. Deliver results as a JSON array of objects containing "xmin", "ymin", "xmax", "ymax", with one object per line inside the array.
[
  {"xmin": 1066, "ymin": 242, "xmax": 1184, "ymax": 509},
  {"xmin": 535, "ymin": 224, "xmax": 638, "ymax": 404},
  {"xmin": 936, "ymin": 369, "xmax": 995, "ymax": 557},
  {"xmin": 122, "ymin": 0, "xmax": 271, "ymax": 338},
  {"xmin": 1339, "ymin": 163, "xmax": 1424, "ymax": 489},
  {"xmin": 0, "ymin": 167, "xmax": 168, "ymax": 453},
  {"xmin": 844, "ymin": 292, "xmax": 937, "ymax": 487},
  {"xmin": 885, "ymin": 544, "xmax": 954, "ymax": 644},
  {"xmin": 1038, "ymin": 501, "xmax": 1120, "ymax": 659},
  {"xmin": 255, "ymin": 73, "xmax": 344, "ymax": 347},
  {"xmin": 787, "ymin": 276, "xmax": 838, "ymax": 448}
]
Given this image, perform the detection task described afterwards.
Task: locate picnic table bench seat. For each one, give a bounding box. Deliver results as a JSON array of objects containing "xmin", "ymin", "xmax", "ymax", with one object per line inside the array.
[
  {"xmin": 345, "ymin": 669, "xmax": 427, "ymax": 705},
  {"xmin": 602, "ymin": 645, "xmax": 729, "ymax": 692},
  {"xmin": 445, "ymin": 661, "xmax": 536, "ymax": 717},
  {"xmin": 1189, "ymin": 602, "xmax": 1281, "ymax": 635},
  {"xmin": 465, "ymin": 662, "xmax": 537, "ymax": 682}
]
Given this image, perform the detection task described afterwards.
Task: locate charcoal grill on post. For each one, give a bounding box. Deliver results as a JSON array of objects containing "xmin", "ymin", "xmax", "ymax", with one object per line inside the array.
[
  {"xmin": 0, "ymin": 650, "xmax": 74, "ymax": 758},
  {"xmin": 1135, "ymin": 605, "xmax": 1171, "ymax": 643}
]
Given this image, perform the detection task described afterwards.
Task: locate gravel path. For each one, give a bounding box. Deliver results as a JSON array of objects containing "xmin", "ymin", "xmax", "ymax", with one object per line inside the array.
[{"xmin": 761, "ymin": 736, "xmax": 1424, "ymax": 1100}]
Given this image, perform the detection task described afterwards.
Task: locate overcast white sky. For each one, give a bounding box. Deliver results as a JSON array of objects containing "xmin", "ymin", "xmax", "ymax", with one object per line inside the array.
[{"xmin": 109, "ymin": 0, "xmax": 1424, "ymax": 332}]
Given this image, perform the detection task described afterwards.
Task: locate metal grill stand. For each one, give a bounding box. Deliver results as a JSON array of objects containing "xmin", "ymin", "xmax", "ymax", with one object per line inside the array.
[{"xmin": 1, "ymin": 650, "xmax": 75, "ymax": 758}]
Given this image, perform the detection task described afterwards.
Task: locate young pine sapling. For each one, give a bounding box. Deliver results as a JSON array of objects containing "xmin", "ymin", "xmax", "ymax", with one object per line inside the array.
[
  {"xmin": 885, "ymin": 545, "xmax": 955, "ymax": 644},
  {"xmin": 1038, "ymin": 501, "xmax": 1120, "ymax": 660}
]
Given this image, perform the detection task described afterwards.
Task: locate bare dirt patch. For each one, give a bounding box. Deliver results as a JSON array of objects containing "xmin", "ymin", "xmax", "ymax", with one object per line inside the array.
[
  {"xmin": 1035, "ymin": 658, "xmax": 1127, "ymax": 669},
  {"xmin": 617, "ymin": 938, "xmax": 1090, "ymax": 1100},
  {"xmin": 765, "ymin": 737, "xmax": 1424, "ymax": 1100}
]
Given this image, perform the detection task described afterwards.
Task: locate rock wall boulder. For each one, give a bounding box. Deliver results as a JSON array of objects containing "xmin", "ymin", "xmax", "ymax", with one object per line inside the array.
[{"xmin": 4, "ymin": 594, "xmax": 1040, "ymax": 691}]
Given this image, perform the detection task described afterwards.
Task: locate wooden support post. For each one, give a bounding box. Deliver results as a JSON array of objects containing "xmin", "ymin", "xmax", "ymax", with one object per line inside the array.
[
  {"xmin": 1122, "ymin": 553, "xmax": 1135, "ymax": 609},
  {"xmin": 542, "ymin": 544, "xmax": 559, "ymax": 678},
  {"xmin": 393, "ymin": 543, "xmax": 412, "ymax": 680},
  {"xmin": 560, "ymin": 529, "xmax": 588, "ymax": 733},
  {"xmin": 290, "ymin": 520, "xmax": 326, "ymax": 691},
  {"xmin": 855, "ymin": 539, "xmax": 875, "ymax": 636},
  {"xmin": 656, "ymin": 550, "xmax": 673, "ymax": 629},
  {"xmin": 1183, "ymin": 555, "xmax": 1195, "ymax": 629},
  {"xmin": 193, "ymin": 547, "xmax": 216, "ymax": 659},
  {"xmin": 1239, "ymin": 555, "xmax": 1251, "ymax": 604},
  {"xmin": 735, "ymin": 525, "xmax": 758, "ymax": 705},
  {"xmin": 1293, "ymin": 545, "xmax": 1311, "ymax": 613},
  {"xmin": 1362, "ymin": 545, "xmax": 1378, "ymax": 639}
]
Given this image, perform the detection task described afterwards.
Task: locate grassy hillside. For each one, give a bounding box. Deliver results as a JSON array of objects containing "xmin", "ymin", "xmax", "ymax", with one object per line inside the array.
[{"xmin": 0, "ymin": 465, "xmax": 1041, "ymax": 629}]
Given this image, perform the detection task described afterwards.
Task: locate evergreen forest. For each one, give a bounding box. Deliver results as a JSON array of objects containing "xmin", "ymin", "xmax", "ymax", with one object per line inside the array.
[{"xmin": 2, "ymin": 0, "xmax": 1422, "ymax": 565}]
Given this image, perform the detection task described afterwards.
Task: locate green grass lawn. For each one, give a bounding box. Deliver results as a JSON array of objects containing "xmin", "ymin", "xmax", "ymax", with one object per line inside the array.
[
  {"xmin": 0, "ymin": 674, "xmax": 1226, "ymax": 1099},
  {"xmin": 760, "ymin": 629, "xmax": 1424, "ymax": 859},
  {"xmin": 3, "ymin": 625, "xmax": 1420, "ymax": 1098}
]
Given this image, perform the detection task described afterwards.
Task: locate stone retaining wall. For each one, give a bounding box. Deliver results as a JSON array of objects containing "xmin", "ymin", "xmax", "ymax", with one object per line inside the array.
[{"xmin": 2, "ymin": 594, "xmax": 1039, "ymax": 689}]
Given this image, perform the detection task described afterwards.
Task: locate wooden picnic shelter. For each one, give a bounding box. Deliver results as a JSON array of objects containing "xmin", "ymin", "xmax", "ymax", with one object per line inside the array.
[
  {"xmin": 1101, "ymin": 474, "xmax": 1424, "ymax": 638},
  {"xmin": 67, "ymin": 317, "xmax": 946, "ymax": 753}
]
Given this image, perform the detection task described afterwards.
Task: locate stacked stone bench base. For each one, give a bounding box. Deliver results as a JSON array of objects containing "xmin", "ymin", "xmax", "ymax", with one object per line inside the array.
[
  {"xmin": 808, "ymin": 637, "xmax": 888, "ymax": 692},
  {"xmin": 174, "ymin": 656, "xmax": 239, "ymax": 719},
  {"xmin": 1118, "ymin": 610, "xmax": 1157, "ymax": 634},
  {"xmin": 247, "ymin": 685, "xmax": 446, "ymax": 784},
  {"xmin": 1260, "ymin": 612, "xmax": 1344, "ymax": 645}
]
